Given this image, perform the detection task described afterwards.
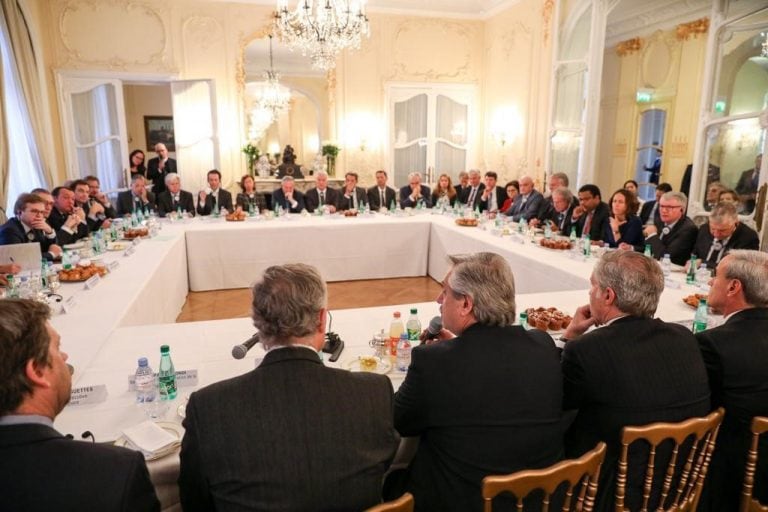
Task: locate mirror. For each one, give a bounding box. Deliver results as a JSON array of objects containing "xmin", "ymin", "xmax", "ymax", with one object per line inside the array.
[{"xmin": 242, "ymin": 35, "xmax": 330, "ymax": 169}]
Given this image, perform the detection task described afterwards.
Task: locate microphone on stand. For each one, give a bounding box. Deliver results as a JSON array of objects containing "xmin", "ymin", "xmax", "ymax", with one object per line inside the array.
[
  {"xmin": 231, "ymin": 333, "xmax": 261, "ymax": 359},
  {"xmin": 424, "ymin": 316, "xmax": 443, "ymax": 341}
]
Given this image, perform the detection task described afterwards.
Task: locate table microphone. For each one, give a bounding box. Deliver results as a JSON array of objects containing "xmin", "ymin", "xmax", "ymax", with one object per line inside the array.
[
  {"xmin": 425, "ymin": 316, "xmax": 442, "ymax": 340},
  {"xmin": 231, "ymin": 333, "xmax": 260, "ymax": 359}
]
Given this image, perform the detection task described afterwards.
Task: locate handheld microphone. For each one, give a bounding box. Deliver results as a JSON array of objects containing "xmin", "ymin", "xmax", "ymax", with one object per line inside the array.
[
  {"xmin": 231, "ymin": 333, "xmax": 260, "ymax": 359},
  {"xmin": 425, "ymin": 316, "xmax": 443, "ymax": 340}
]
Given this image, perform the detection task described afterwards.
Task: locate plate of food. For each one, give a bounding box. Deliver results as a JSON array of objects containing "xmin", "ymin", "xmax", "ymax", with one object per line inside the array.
[
  {"xmin": 123, "ymin": 227, "xmax": 149, "ymax": 239},
  {"xmin": 455, "ymin": 218, "xmax": 478, "ymax": 227},
  {"xmin": 683, "ymin": 293, "xmax": 708, "ymax": 309},
  {"xmin": 345, "ymin": 356, "xmax": 392, "ymax": 374},
  {"xmin": 62, "ymin": 242, "xmax": 86, "ymax": 250},
  {"xmin": 525, "ymin": 307, "xmax": 572, "ymax": 334},
  {"xmin": 343, "ymin": 210, "xmax": 359, "ymax": 217},
  {"xmin": 114, "ymin": 421, "xmax": 183, "ymax": 461},
  {"xmin": 225, "ymin": 210, "xmax": 247, "ymax": 221},
  {"xmin": 58, "ymin": 264, "xmax": 108, "ymax": 282},
  {"xmin": 106, "ymin": 241, "xmax": 129, "ymax": 251},
  {"xmin": 538, "ymin": 238, "xmax": 573, "ymax": 251}
]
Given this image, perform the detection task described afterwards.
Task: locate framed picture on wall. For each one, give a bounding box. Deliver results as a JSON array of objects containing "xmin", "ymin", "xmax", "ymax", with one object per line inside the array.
[{"xmin": 144, "ymin": 116, "xmax": 176, "ymax": 152}]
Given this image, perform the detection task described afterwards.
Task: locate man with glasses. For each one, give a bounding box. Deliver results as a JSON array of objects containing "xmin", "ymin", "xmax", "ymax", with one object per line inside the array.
[
  {"xmin": 691, "ymin": 202, "xmax": 758, "ymax": 271},
  {"xmin": 641, "ymin": 191, "xmax": 697, "ymax": 265},
  {"xmin": 0, "ymin": 193, "xmax": 62, "ymax": 261}
]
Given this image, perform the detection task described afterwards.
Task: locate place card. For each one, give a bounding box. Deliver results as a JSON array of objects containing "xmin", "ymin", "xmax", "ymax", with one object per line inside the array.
[
  {"xmin": 84, "ymin": 274, "xmax": 101, "ymax": 290},
  {"xmin": 124, "ymin": 246, "xmax": 136, "ymax": 257},
  {"xmin": 61, "ymin": 295, "xmax": 78, "ymax": 314},
  {"xmin": 69, "ymin": 384, "xmax": 107, "ymax": 406},
  {"xmin": 108, "ymin": 260, "xmax": 120, "ymax": 271},
  {"xmin": 127, "ymin": 369, "xmax": 198, "ymax": 391}
]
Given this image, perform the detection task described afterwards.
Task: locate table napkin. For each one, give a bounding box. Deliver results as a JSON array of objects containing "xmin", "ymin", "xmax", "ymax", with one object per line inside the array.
[{"xmin": 122, "ymin": 420, "xmax": 178, "ymax": 454}]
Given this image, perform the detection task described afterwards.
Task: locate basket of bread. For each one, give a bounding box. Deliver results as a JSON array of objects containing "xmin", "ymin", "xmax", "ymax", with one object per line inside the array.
[
  {"xmin": 526, "ymin": 307, "xmax": 572, "ymax": 332},
  {"xmin": 59, "ymin": 263, "xmax": 108, "ymax": 282},
  {"xmin": 123, "ymin": 227, "xmax": 149, "ymax": 239},
  {"xmin": 226, "ymin": 208, "xmax": 247, "ymax": 221},
  {"xmin": 455, "ymin": 218, "xmax": 478, "ymax": 227},
  {"xmin": 343, "ymin": 210, "xmax": 358, "ymax": 217},
  {"xmin": 539, "ymin": 238, "xmax": 572, "ymax": 250},
  {"xmin": 683, "ymin": 294, "xmax": 708, "ymax": 309}
]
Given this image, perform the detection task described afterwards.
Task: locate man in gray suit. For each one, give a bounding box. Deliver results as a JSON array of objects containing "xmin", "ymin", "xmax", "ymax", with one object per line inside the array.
[{"xmin": 179, "ymin": 263, "xmax": 399, "ymax": 511}]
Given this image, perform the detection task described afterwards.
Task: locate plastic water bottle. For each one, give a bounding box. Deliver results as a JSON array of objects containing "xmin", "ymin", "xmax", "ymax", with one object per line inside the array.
[
  {"xmin": 158, "ymin": 345, "xmax": 177, "ymax": 400},
  {"xmin": 543, "ymin": 223, "xmax": 552, "ymax": 239},
  {"xmin": 569, "ymin": 226, "xmax": 577, "ymax": 243},
  {"xmin": 693, "ymin": 298, "xmax": 708, "ymax": 333},
  {"xmin": 583, "ymin": 234, "xmax": 591, "ymax": 257},
  {"xmin": 696, "ymin": 263, "xmax": 711, "ymax": 291},
  {"xmin": 406, "ymin": 308, "xmax": 421, "ymax": 342},
  {"xmin": 686, "ymin": 255, "xmax": 697, "ymax": 285},
  {"xmin": 388, "ymin": 311, "xmax": 405, "ymax": 360},
  {"xmin": 519, "ymin": 216, "xmax": 527, "ymax": 234},
  {"xmin": 62, "ymin": 250, "xmax": 72, "ymax": 270},
  {"xmin": 135, "ymin": 357, "xmax": 157, "ymax": 408},
  {"xmin": 661, "ymin": 254, "xmax": 672, "ymax": 277},
  {"xmin": 396, "ymin": 333, "xmax": 412, "ymax": 372}
]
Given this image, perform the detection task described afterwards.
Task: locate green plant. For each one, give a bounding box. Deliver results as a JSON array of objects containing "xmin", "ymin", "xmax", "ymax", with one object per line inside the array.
[{"xmin": 321, "ymin": 142, "xmax": 340, "ymax": 159}]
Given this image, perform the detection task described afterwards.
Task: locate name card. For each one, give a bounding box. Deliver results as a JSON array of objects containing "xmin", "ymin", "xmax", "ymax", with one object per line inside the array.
[
  {"xmin": 84, "ymin": 274, "xmax": 101, "ymax": 290},
  {"xmin": 124, "ymin": 246, "xmax": 136, "ymax": 257},
  {"xmin": 69, "ymin": 384, "xmax": 108, "ymax": 406},
  {"xmin": 61, "ymin": 295, "xmax": 78, "ymax": 314},
  {"xmin": 132, "ymin": 237, "xmax": 142, "ymax": 246},
  {"xmin": 108, "ymin": 260, "xmax": 120, "ymax": 272},
  {"xmin": 127, "ymin": 369, "xmax": 198, "ymax": 391}
]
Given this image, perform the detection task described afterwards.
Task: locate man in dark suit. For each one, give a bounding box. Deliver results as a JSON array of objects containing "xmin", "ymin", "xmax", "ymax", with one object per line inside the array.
[
  {"xmin": 505, "ymin": 175, "xmax": 544, "ymax": 221},
  {"xmin": 534, "ymin": 186, "xmax": 576, "ymax": 235},
  {"xmin": 479, "ymin": 171, "xmax": 507, "ymax": 213},
  {"xmin": 336, "ymin": 171, "xmax": 368, "ymax": 211},
  {"xmin": 735, "ymin": 153, "xmax": 761, "ymax": 213},
  {"xmin": 0, "ymin": 299, "xmax": 160, "ymax": 512},
  {"xmin": 531, "ymin": 172, "xmax": 571, "ymax": 225},
  {"xmin": 0, "ymin": 193, "xmax": 62, "ymax": 260},
  {"xmin": 48, "ymin": 186, "xmax": 89, "ymax": 244},
  {"xmin": 71, "ymin": 179, "xmax": 110, "ymax": 231},
  {"xmin": 571, "ymin": 184, "xmax": 610, "ymax": 241},
  {"xmin": 271, "ymin": 176, "xmax": 306, "ymax": 213},
  {"xmin": 179, "ymin": 264, "xmax": 398, "ymax": 511},
  {"xmin": 155, "ymin": 173, "xmax": 195, "ymax": 217},
  {"xmin": 639, "ymin": 182, "xmax": 672, "ymax": 225},
  {"xmin": 561, "ymin": 251, "xmax": 710, "ymax": 512},
  {"xmin": 454, "ymin": 170, "xmax": 470, "ymax": 202},
  {"xmin": 696, "ymin": 250, "xmax": 768, "ymax": 511},
  {"xmin": 305, "ymin": 171, "xmax": 339, "ymax": 213},
  {"xmin": 691, "ymin": 202, "xmax": 759, "ymax": 270},
  {"xmin": 196, "ymin": 169, "xmax": 233, "ymax": 216},
  {"xmin": 367, "ymin": 169, "xmax": 397, "ymax": 210},
  {"xmin": 399, "ymin": 172, "xmax": 432, "ymax": 208},
  {"xmin": 458, "ymin": 169, "xmax": 484, "ymax": 208},
  {"xmin": 116, "ymin": 174, "xmax": 156, "ymax": 216},
  {"xmin": 146, "ymin": 142, "xmax": 177, "ymax": 196},
  {"xmin": 392, "ymin": 252, "xmax": 563, "ymax": 512},
  {"xmin": 642, "ymin": 191, "xmax": 698, "ymax": 265},
  {"xmin": 84, "ymin": 175, "xmax": 117, "ymax": 219}
]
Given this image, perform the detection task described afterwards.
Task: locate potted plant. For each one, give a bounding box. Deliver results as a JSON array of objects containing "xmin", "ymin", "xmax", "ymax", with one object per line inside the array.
[
  {"xmin": 242, "ymin": 142, "xmax": 260, "ymax": 176},
  {"xmin": 321, "ymin": 141, "xmax": 340, "ymax": 175}
]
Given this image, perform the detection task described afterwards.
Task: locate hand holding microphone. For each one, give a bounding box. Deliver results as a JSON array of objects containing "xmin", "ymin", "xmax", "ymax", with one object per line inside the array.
[{"xmin": 419, "ymin": 316, "xmax": 454, "ymax": 345}]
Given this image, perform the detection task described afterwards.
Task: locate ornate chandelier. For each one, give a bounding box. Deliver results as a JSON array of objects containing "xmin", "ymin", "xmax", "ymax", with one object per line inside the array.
[
  {"xmin": 247, "ymin": 35, "xmax": 291, "ymax": 121},
  {"xmin": 274, "ymin": 0, "xmax": 370, "ymax": 71}
]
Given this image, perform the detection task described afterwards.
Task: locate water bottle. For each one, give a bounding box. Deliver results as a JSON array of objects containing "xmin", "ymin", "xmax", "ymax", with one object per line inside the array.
[
  {"xmin": 39, "ymin": 259, "xmax": 48, "ymax": 289},
  {"xmin": 396, "ymin": 333, "xmax": 412, "ymax": 372},
  {"xmin": 406, "ymin": 308, "xmax": 421, "ymax": 342},
  {"xmin": 686, "ymin": 255, "xmax": 697, "ymax": 285},
  {"xmin": 693, "ymin": 298, "xmax": 708, "ymax": 333},
  {"xmin": 5, "ymin": 274, "xmax": 18, "ymax": 298},
  {"xmin": 519, "ymin": 311, "xmax": 528, "ymax": 329},
  {"xmin": 583, "ymin": 234, "xmax": 591, "ymax": 257},
  {"xmin": 388, "ymin": 311, "xmax": 405, "ymax": 360},
  {"xmin": 661, "ymin": 254, "xmax": 672, "ymax": 277},
  {"xmin": 158, "ymin": 345, "xmax": 177, "ymax": 400},
  {"xmin": 135, "ymin": 357, "xmax": 157, "ymax": 407},
  {"xmin": 644, "ymin": 244, "xmax": 652, "ymax": 257},
  {"xmin": 696, "ymin": 263, "xmax": 710, "ymax": 291},
  {"xmin": 62, "ymin": 250, "xmax": 72, "ymax": 270},
  {"xmin": 213, "ymin": 203, "xmax": 220, "ymax": 218},
  {"xmin": 543, "ymin": 223, "xmax": 552, "ymax": 240},
  {"xmin": 390, "ymin": 199, "xmax": 396, "ymax": 211},
  {"xmin": 569, "ymin": 226, "xmax": 577, "ymax": 243}
]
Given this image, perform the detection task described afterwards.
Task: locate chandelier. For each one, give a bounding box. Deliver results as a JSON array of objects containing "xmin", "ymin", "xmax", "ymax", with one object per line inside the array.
[
  {"xmin": 274, "ymin": 0, "xmax": 370, "ymax": 71},
  {"xmin": 247, "ymin": 35, "xmax": 291, "ymax": 121}
]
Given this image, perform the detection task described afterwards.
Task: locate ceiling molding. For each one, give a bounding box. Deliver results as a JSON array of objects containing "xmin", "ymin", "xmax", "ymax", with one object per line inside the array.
[{"xmin": 606, "ymin": 0, "xmax": 712, "ymax": 46}]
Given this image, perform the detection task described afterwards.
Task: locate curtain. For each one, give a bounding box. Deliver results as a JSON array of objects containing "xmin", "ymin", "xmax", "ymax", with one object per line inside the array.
[
  {"xmin": 172, "ymin": 80, "xmax": 217, "ymax": 192},
  {"xmin": 435, "ymin": 95, "xmax": 467, "ymax": 179},
  {"xmin": 393, "ymin": 93, "xmax": 427, "ymax": 185}
]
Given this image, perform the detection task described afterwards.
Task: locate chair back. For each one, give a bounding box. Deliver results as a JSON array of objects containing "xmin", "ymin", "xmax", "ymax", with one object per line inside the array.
[
  {"xmin": 366, "ymin": 492, "xmax": 414, "ymax": 512},
  {"xmin": 481, "ymin": 442, "xmax": 607, "ymax": 512},
  {"xmin": 615, "ymin": 408, "xmax": 724, "ymax": 512},
  {"xmin": 740, "ymin": 416, "xmax": 768, "ymax": 512}
]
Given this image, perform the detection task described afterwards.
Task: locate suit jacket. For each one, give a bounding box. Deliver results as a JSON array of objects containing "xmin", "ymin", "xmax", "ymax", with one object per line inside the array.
[
  {"xmin": 696, "ymin": 308, "xmax": 768, "ymax": 511},
  {"xmin": 639, "ymin": 200, "xmax": 661, "ymax": 226},
  {"xmin": 115, "ymin": 190, "xmax": 156, "ymax": 217},
  {"xmin": 0, "ymin": 217, "xmax": 57, "ymax": 259},
  {"xmin": 562, "ymin": 317, "xmax": 710, "ymax": 512},
  {"xmin": 393, "ymin": 323, "xmax": 564, "ymax": 512},
  {"xmin": 573, "ymin": 201, "xmax": 610, "ymax": 241},
  {"xmin": 179, "ymin": 347, "xmax": 398, "ymax": 512},
  {"xmin": 479, "ymin": 185, "xmax": 507, "ymax": 212},
  {"xmin": 367, "ymin": 186, "xmax": 397, "ymax": 210},
  {"xmin": 89, "ymin": 196, "xmax": 117, "ymax": 219},
  {"xmin": 235, "ymin": 192, "xmax": 267, "ymax": 212},
  {"xmin": 458, "ymin": 184, "xmax": 485, "ymax": 209},
  {"xmin": 336, "ymin": 186, "xmax": 368, "ymax": 211},
  {"xmin": 47, "ymin": 207, "xmax": 89, "ymax": 244},
  {"xmin": 645, "ymin": 216, "xmax": 698, "ymax": 266},
  {"xmin": 156, "ymin": 190, "xmax": 195, "ymax": 217},
  {"xmin": 539, "ymin": 204, "xmax": 576, "ymax": 235},
  {"xmin": 505, "ymin": 190, "xmax": 544, "ymax": 222},
  {"xmin": 602, "ymin": 215, "xmax": 644, "ymax": 248},
  {"xmin": 692, "ymin": 222, "xmax": 759, "ymax": 270},
  {"xmin": 78, "ymin": 200, "xmax": 109, "ymax": 232},
  {"xmin": 399, "ymin": 185, "xmax": 433, "ymax": 209},
  {"xmin": 0, "ymin": 422, "xmax": 159, "ymax": 512},
  {"xmin": 196, "ymin": 189, "xmax": 233, "ymax": 216},
  {"xmin": 305, "ymin": 187, "xmax": 340, "ymax": 213},
  {"xmin": 145, "ymin": 157, "xmax": 178, "ymax": 195},
  {"xmin": 270, "ymin": 188, "xmax": 306, "ymax": 213}
]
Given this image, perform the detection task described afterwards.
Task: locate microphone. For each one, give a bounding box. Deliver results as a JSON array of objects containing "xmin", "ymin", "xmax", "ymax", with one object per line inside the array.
[
  {"xmin": 425, "ymin": 316, "xmax": 442, "ymax": 340},
  {"xmin": 231, "ymin": 333, "xmax": 260, "ymax": 359}
]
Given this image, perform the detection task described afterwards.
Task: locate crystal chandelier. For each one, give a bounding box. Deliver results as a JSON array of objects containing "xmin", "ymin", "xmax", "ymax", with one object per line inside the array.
[
  {"xmin": 274, "ymin": 0, "xmax": 370, "ymax": 71},
  {"xmin": 247, "ymin": 35, "xmax": 291, "ymax": 121}
]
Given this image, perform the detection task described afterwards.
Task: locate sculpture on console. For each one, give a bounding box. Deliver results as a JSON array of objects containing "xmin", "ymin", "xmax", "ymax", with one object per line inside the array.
[{"xmin": 276, "ymin": 145, "xmax": 304, "ymax": 178}]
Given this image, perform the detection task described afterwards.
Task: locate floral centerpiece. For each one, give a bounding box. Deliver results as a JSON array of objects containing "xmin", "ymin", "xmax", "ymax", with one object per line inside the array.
[
  {"xmin": 242, "ymin": 142, "xmax": 260, "ymax": 176},
  {"xmin": 321, "ymin": 141, "xmax": 340, "ymax": 175}
]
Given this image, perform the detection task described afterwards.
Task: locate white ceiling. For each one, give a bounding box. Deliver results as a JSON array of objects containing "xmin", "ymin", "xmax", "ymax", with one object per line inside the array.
[{"xmin": 224, "ymin": 0, "xmax": 517, "ymax": 18}]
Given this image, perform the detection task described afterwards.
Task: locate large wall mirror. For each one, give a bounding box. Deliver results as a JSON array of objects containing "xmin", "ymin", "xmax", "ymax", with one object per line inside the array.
[{"xmin": 240, "ymin": 33, "xmax": 331, "ymax": 169}]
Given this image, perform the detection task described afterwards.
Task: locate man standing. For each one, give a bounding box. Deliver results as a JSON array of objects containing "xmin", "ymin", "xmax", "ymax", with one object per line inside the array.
[
  {"xmin": 116, "ymin": 175, "xmax": 156, "ymax": 216},
  {"xmin": 0, "ymin": 193, "xmax": 62, "ymax": 260},
  {"xmin": 692, "ymin": 202, "xmax": 759, "ymax": 270},
  {"xmin": 367, "ymin": 170, "xmax": 397, "ymax": 210},
  {"xmin": 48, "ymin": 186, "xmax": 89, "ymax": 243},
  {"xmin": 459, "ymin": 169, "xmax": 484, "ymax": 209},
  {"xmin": 196, "ymin": 169, "xmax": 233, "ymax": 216},
  {"xmin": 179, "ymin": 264, "xmax": 398, "ymax": 511},
  {"xmin": 479, "ymin": 171, "xmax": 507, "ymax": 213},
  {"xmin": 561, "ymin": 251, "xmax": 710, "ymax": 512},
  {"xmin": 305, "ymin": 171, "xmax": 338, "ymax": 213},
  {"xmin": 505, "ymin": 175, "xmax": 544, "ymax": 221},
  {"xmin": 695, "ymin": 250, "xmax": 768, "ymax": 511},
  {"xmin": 0, "ymin": 299, "xmax": 160, "ymax": 511},
  {"xmin": 639, "ymin": 182, "xmax": 672, "ymax": 225},
  {"xmin": 735, "ymin": 153, "xmax": 761, "ymax": 213},
  {"xmin": 399, "ymin": 172, "xmax": 432, "ymax": 208},
  {"xmin": 393, "ymin": 252, "xmax": 563, "ymax": 512},
  {"xmin": 270, "ymin": 176, "xmax": 306, "ymax": 213},
  {"xmin": 71, "ymin": 179, "xmax": 110, "ymax": 231},
  {"xmin": 570, "ymin": 184, "xmax": 610, "ymax": 241},
  {"xmin": 336, "ymin": 171, "xmax": 368, "ymax": 211},
  {"xmin": 156, "ymin": 173, "xmax": 195, "ymax": 217},
  {"xmin": 146, "ymin": 142, "xmax": 177, "ymax": 196},
  {"xmin": 642, "ymin": 191, "xmax": 697, "ymax": 265},
  {"xmin": 84, "ymin": 175, "xmax": 117, "ymax": 219}
]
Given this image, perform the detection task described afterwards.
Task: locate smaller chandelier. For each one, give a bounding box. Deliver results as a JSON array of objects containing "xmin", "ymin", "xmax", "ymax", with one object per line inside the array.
[
  {"xmin": 247, "ymin": 35, "xmax": 291, "ymax": 121},
  {"xmin": 274, "ymin": 0, "xmax": 370, "ymax": 71}
]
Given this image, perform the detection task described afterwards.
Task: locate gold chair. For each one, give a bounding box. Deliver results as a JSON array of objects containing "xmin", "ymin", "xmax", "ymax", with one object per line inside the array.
[
  {"xmin": 481, "ymin": 442, "xmax": 607, "ymax": 512},
  {"xmin": 366, "ymin": 492, "xmax": 414, "ymax": 512},
  {"xmin": 740, "ymin": 416, "xmax": 768, "ymax": 512},
  {"xmin": 615, "ymin": 408, "xmax": 724, "ymax": 512}
]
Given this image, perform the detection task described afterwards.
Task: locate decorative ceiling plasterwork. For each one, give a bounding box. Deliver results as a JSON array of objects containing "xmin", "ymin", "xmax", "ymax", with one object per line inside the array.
[
  {"xmin": 58, "ymin": 0, "xmax": 169, "ymax": 70},
  {"xmin": 641, "ymin": 30, "xmax": 681, "ymax": 91},
  {"xmin": 675, "ymin": 17, "xmax": 709, "ymax": 41},
  {"xmin": 616, "ymin": 37, "xmax": 642, "ymax": 57},
  {"xmin": 605, "ymin": 0, "xmax": 710, "ymax": 47},
  {"xmin": 496, "ymin": 22, "xmax": 532, "ymax": 61},
  {"xmin": 183, "ymin": 16, "xmax": 224, "ymax": 53},
  {"xmin": 541, "ymin": 0, "xmax": 554, "ymax": 45}
]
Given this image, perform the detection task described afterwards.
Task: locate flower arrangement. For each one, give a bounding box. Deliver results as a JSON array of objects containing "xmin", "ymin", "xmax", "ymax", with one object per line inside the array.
[
  {"xmin": 242, "ymin": 143, "xmax": 260, "ymax": 175},
  {"xmin": 321, "ymin": 141, "xmax": 340, "ymax": 174}
]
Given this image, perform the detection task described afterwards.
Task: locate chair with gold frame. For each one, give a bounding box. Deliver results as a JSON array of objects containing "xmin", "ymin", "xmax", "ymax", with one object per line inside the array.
[
  {"xmin": 365, "ymin": 492, "xmax": 414, "ymax": 512},
  {"xmin": 740, "ymin": 416, "xmax": 768, "ymax": 512}
]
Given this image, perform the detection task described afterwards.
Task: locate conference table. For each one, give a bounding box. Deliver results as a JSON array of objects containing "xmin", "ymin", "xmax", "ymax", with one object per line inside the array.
[{"xmin": 48, "ymin": 211, "xmax": 711, "ymax": 511}]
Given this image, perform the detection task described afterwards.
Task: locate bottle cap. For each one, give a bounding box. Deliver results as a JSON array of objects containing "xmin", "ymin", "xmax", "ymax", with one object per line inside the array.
[
  {"xmin": 393, "ymin": 311, "xmax": 401, "ymax": 318},
  {"xmin": 160, "ymin": 345, "xmax": 170, "ymax": 353},
  {"xmin": 138, "ymin": 357, "xmax": 148, "ymax": 366},
  {"xmin": 410, "ymin": 308, "xmax": 417, "ymax": 314}
]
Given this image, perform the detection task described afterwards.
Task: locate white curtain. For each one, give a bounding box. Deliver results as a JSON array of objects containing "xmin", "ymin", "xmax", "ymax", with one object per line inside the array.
[
  {"xmin": 435, "ymin": 95, "xmax": 467, "ymax": 179},
  {"xmin": 171, "ymin": 80, "xmax": 218, "ymax": 192},
  {"xmin": 393, "ymin": 93, "xmax": 427, "ymax": 185}
]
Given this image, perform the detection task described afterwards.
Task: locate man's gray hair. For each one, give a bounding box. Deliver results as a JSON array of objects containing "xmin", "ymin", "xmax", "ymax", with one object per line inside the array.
[
  {"xmin": 551, "ymin": 172, "xmax": 569, "ymax": 187},
  {"xmin": 408, "ymin": 172, "xmax": 422, "ymax": 181},
  {"xmin": 251, "ymin": 264, "xmax": 327, "ymax": 349},
  {"xmin": 661, "ymin": 191, "xmax": 688, "ymax": 213},
  {"xmin": 315, "ymin": 171, "xmax": 328, "ymax": 179},
  {"xmin": 468, "ymin": 169, "xmax": 481, "ymax": 177},
  {"xmin": 709, "ymin": 202, "xmax": 738, "ymax": 224},
  {"xmin": 552, "ymin": 186, "xmax": 573, "ymax": 203},
  {"xmin": 593, "ymin": 251, "xmax": 663, "ymax": 318},
  {"xmin": 446, "ymin": 252, "xmax": 516, "ymax": 326},
  {"xmin": 281, "ymin": 176, "xmax": 295, "ymax": 184},
  {"xmin": 723, "ymin": 250, "xmax": 768, "ymax": 307},
  {"xmin": 164, "ymin": 173, "xmax": 180, "ymax": 186},
  {"xmin": 458, "ymin": 170, "xmax": 469, "ymax": 179}
]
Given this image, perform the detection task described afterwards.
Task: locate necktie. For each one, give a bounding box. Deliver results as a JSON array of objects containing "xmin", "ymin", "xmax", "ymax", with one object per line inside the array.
[
  {"xmin": 380, "ymin": 190, "xmax": 385, "ymax": 207},
  {"xmin": 558, "ymin": 212, "xmax": 565, "ymax": 231},
  {"xmin": 352, "ymin": 191, "xmax": 358, "ymax": 210},
  {"xmin": 583, "ymin": 212, "xmax": 593, "ymax": 236},
  {"xmin": 213, "ymin": 194, "xmax": 217, "ymax": 209},
  {"xmin": 319, "ymin": 191, "xmax": 325, "ymax": 206},
  {"xmin": 468, "ymin": 187, "xmax": 477, "ymax": 206}
]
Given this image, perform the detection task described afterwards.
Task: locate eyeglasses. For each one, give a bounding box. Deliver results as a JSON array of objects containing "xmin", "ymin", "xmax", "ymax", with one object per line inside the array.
[
  {"xmin": 658, "ymin": 204, "xmax": 682, "ymax": 210},
  {"xmin": 25, "ymin": 208, "xmax": 46, "ymax": 216}
]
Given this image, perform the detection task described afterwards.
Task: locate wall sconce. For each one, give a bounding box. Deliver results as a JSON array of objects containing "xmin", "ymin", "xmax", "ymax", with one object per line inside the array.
[{"xmin": 490, "ymin": 106, "xmax": 523, "ymax": 147}]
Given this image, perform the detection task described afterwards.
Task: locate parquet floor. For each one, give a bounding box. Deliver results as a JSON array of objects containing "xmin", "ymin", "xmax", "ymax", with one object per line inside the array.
[{"xmin": 176, "ymin": 276, "xmax": 443, "ymax": 322}]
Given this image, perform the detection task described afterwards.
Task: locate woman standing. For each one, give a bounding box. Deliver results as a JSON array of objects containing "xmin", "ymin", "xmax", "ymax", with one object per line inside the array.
[
  {"xmin": 606, "ymin": 189, "xmax": 643, "ymax": 249},
  {"xmin": 236, "ymin": 175, "xmax": 267, "ymax": 212}
]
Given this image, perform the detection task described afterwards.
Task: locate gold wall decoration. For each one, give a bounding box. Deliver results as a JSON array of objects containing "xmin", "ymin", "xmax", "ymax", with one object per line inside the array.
[
  {"xmin": 669, "ymin": 136, "xmax": 688, "ymax": 158},
  {"xmin": 614, "ymin": 140, "xmax": 628, "ymax": 157},
  {"xmin": 616, "ymin": 37, "xmax": 642, "ymax": 57},
  {"xmin": 541, "ymin": 0, "xmax": 554, "ymax": 44},
  {"xmin": 676, "ymin": 18, "xmax": 709, "ymax": 41}
]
